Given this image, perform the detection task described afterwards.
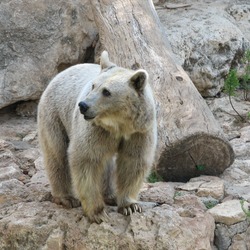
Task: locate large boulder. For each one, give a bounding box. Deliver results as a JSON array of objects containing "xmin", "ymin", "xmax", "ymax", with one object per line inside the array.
[
  {"xmin": 0, "ymin": 0, "xmax": 97, "ymax": 109},
  {"xmin": 157, "ymin": 0, "xmax": 250, "ymax": 97}
]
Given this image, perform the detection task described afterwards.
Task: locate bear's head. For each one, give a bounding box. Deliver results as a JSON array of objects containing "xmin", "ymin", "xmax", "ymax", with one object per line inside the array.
[{"xmin": 78, "ymin": 51, "xmax": 155, "ymax": 139}]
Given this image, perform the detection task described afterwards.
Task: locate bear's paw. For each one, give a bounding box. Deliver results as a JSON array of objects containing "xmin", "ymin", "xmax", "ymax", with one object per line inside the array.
[
  {"xmin": 52, "ymin": 196, "xmax": 81, "ymax": 208},
  {"xmin": 89, "ymin": 209, "xmax": 110, "ymax": 224}
]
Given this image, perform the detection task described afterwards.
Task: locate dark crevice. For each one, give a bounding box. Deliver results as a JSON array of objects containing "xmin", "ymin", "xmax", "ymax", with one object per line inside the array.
[
  {"xmin": 57, "ymin": 63, "xmax": 74, "ymax": 73},
  {"xmin": 82, "ymin": 44, "xmax": 96, "ymax": 64}
]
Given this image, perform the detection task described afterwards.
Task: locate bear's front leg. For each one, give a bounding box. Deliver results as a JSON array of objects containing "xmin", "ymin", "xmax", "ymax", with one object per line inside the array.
[
  {"xmin": 116, "ymin": 155, "xmax": 145, "ymax": 215},
  {"xmin": 69, "ymin": 154, "xmax": 108, "ymax": 224},
  {"xmin": 116, "ymin": 132, "xmax": 156, "ymax": 216}
]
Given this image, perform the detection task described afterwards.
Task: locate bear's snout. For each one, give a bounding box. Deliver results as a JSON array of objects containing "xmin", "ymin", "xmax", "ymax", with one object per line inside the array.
[
  {"xmin": 78, "ymin": 101, "xmax": 95, "ymax": 120},
  {"xmin": 78, "ymin": 101, "xmax": 89, "ymax": 114}
]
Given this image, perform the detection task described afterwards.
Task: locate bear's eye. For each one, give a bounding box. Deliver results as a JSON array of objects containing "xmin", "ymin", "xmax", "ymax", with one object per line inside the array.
[
  {"xmin": 102, "ymin": 88, "xmax": 111, "ymax": 97},
  {"xmin": 92, "ymin": 84, "xmax": 95, "ymax": 90}
]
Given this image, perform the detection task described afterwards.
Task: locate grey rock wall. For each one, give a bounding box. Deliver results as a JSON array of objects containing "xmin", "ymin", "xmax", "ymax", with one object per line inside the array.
[
  {"xmin": 0, "ymin": 0, "xmax": 97, "ymax": 109},
  {"xmin": 157, "ymin": 0, "xmax": 250, "ymax": 97}
]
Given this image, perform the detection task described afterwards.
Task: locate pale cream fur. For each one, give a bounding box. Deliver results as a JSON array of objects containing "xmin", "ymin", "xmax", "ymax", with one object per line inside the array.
[{"xmin": 38, "ymin": 51, "xmax": 157, "ymax": 223}]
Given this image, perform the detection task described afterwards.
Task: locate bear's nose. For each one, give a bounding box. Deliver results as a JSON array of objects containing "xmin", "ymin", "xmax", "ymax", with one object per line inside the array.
[{"xmin": 78, "ymin": 101, "xmax": 89, "ymax": 114}]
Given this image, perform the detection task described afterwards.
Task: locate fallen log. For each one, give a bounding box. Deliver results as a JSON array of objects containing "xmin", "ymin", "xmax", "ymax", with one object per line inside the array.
[{"xmin": 90, "ymin": 0, "xmax": 234, "ymax": 182}]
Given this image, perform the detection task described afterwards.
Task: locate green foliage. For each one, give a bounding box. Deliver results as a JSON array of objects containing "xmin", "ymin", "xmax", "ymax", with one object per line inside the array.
[
  {"xmin": 147, "ymin": 170, "xmax": 163, "ymax": 183},
  {"xmin": 224, "ymin": 69, "xmax": 239, "ymax": 96},
  {"xmin": 174, "ymin": 191, "xmax": 184, "ymax": 198},
  {"xmin": 196, "ymin": 165, "xmax": 205, "ymax": 171},
  {"xmin": 203, "ymin": 200, "xmax": 218, "ymax": 209},
  {"xmin": 223, "ymin": 49, "xmax": 250, "ymax": 121},
  {"xmin": 240, "ymin": 200, "xmax": 250, "ymax": 218},
  {"xmin": 224, "ymin": 67, "xmax": 243, "ymax": 121},
  {"xmin": 241, "ymin": 49, "xmax": 250, "ymax": 100}
]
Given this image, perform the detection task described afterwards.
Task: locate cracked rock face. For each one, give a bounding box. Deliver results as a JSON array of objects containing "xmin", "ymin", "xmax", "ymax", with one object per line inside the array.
[
  {"xmin": 0, "ymin": 0, "xmax": 97, "ymax": 109},
  {"xmin": 157, "ymin": 0, "xmax": 250, "ymax": 97}
]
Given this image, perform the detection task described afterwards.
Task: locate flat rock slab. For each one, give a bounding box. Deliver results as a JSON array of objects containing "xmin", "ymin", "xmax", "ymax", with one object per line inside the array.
[
  {"xmin": 221, "ymin": 159, "xmax": 250, "ymax": 202},
  {"xmin": 197, "ymin": 180, "xmax": 224, "ymax": 200},
  {"xmin": 178, "ymin": 176, "xmax": 224, "ymax": 200},
  {"xmin": 140, "ymin": 182, "xmax": 175, "ymax": 204},
  {"xmin": 208, "ymin": 199, "xmax": 249, "ymax": 225}
]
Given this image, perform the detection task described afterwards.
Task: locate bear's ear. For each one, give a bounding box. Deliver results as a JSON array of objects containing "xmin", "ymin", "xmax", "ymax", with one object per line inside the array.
[
  {"xmin": 100, "ymin": 51, "xmax": 116, "ymax": 70},
  {"xmin": 130, "ymin": 70, "xmax": 148, "ymax": 93}
]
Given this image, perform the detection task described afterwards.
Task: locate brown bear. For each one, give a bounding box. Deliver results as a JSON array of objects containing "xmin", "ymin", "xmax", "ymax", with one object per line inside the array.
[{"xmin": 37, "ymin": 51, "xmax": 157, "ymax": 223}]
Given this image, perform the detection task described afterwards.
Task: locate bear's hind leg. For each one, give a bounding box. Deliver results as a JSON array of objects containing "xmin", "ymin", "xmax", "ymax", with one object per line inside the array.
[
  {"xmin": 44, "ymin": 154, "xmax": 80, "ymax": 208},
  {"xmin": 39, "ymin": 118, "xmax": 79, "ymax": 208}
]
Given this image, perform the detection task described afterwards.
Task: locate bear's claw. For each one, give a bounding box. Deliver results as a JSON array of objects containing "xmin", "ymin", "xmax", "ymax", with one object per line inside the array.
[{"xmin": 118, "ymin": 203, "xmax": 142, "ymax": 216}]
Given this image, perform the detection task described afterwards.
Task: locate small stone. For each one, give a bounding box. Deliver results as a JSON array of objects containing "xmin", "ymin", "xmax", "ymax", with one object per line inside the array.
[
  {"xmin": 227, "ymin": 131, "xmax": 240, "ymax": 141},
  {"xmin": 174, "ymin": 194, "xmax": 207, "ymax": 217},
  {"xmin": 239, "ymin": 126, "xmax": 250, "ymax": 142},
  {"xmin": 28, "ymin": 168, "xmax": 37, "ymax": 177},
  {"xmin": 140, "ymin": 182, "xmax": 175, "ymax": 204},
  {"xmin": 224, "ymin": 183, "xmax": 250, "ymax": 203},
  {"xmin": 208, "ymin": 200, "xmax": 249, "ymax": 225},
  {"xmin": 223, "ymin": 167, "xmax": 248, "ymax": 181},
  {"xmin": 222, "ymin": 195, "xmax": 234, "ymax": 203},
  {"xmin": 189, "ymin": 176, "xmax": 221, "ymax": 182},
  {"xmin": 0, "ymin": 164, "xmax": 21, "ymax": 181},
  {"xmin": 197, "ymin": 180, "xmax": 224, "ymax": 200},
  {"xmin": 23, "ymin": 131, "xmax": 38, "ymax": 143},
  {"xmin": 34, "ymin": 156, "xmax": 44, "ymax": 171},
  {"xmin": 9, "ymin": 140, "xmax": 32, "ymax": 150},
  {"xmin": 215, "ymin": 220, "xmax": 250, "ymax": 250},
  {"xmin": 28, "ymin": 170, "xmax": 49, "ymax": 187},
  {"xmin": 0, "ymin": 139, "xmax": 14, "ymax": 150},
  {"xmin": 17, "ymin": 148, "xmax": 40, "ymax": 162},
  {"xmin": 18, "ymin": 175, "xmax": 28, "ymax": 183},
  {"xmin": 43, "ymin": 228, "xmax": 64, "ymax": 250},
  {"xmin": 230, "ymin": 138, "xmax": 250, "ymax": 158},
  {"xmin": 178, "ymin": 181, "xmax": 205, "ymax": 191},
  {"xmin": 229, "ymin": 233, "xmax": 248, "ymax": 250}
]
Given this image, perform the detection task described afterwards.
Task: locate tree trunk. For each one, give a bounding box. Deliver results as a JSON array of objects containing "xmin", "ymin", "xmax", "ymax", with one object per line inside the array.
[{"xmin": 90, "ymin": 0, "xmax": 234, "ymax": 182}]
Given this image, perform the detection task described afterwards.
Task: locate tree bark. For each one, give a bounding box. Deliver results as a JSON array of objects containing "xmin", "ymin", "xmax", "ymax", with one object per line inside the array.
[{"xmin": 90, "ymin": 0, "xmax": 234, "ymax": 182}]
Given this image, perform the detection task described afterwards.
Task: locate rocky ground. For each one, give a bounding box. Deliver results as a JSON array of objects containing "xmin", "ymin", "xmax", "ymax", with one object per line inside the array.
[
  {"xmin": 0, "ymin": 0, "xmax": 250, "ymax": 249},
  {"xmin": 0, "ymin": 94, "xmax": 249, "ymax": 249}
]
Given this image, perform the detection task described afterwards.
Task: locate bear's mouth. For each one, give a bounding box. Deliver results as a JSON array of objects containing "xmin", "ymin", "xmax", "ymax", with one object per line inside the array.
[{"xmin": 84, "ymin": 115, "xmax": 95, "ymax": 121}]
